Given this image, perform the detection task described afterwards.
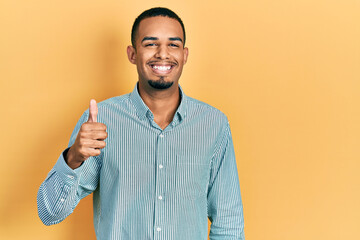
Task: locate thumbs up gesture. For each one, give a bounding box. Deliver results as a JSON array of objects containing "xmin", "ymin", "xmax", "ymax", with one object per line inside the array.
[
  {"xmin": 88, "ymin": 99, "xmax": 98, "ymax": 122},
  {"xmin": 66, "ymin": 99, "xmax": 108, "ymax": 169}
]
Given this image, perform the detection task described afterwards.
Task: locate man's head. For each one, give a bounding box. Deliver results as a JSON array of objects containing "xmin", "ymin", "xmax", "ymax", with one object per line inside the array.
[
  {"xmin": 131, "ymin": 7, "xmax": 186, "ymax": 49},
  {"xmin": 127, "ymin": 8, "xmax": 189, "ymax": 91}
]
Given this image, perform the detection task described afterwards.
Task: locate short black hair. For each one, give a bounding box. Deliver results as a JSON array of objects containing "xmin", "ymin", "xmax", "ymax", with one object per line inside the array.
[{"xmin": 131, "ymin": 7, "xmax": 186, "ymax": 48}]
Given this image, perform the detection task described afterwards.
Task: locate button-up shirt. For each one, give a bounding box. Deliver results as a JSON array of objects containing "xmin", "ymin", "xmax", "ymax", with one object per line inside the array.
[{"xmin": 37, "ymin": 84, "xmax": 245, "ymax": 239}]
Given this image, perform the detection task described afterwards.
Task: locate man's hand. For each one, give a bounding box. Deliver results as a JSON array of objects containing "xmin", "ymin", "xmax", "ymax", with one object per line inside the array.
[{"xmin": 66, "ymin": 99, "xmax": 108, "ymax": 169}]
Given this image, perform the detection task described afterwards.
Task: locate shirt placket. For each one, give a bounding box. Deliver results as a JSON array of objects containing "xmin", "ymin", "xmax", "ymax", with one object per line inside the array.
[{"xmin": 154, "ymin": 131, "xmax": 166, "ymax": 239}]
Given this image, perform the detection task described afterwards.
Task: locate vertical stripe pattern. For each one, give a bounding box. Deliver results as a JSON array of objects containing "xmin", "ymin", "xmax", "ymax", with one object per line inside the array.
[{"xmin": 37, "ymin": 84, "xmax": 245, "ymax": 240}]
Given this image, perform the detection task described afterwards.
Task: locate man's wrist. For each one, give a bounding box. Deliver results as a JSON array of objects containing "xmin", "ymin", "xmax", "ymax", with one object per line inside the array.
[
  {"xmin": 65, "ymin": 147, "xmax": 82, "ymax": 169},
  {"xmin": 63, "ymin": 148, "xmax": 70, "ymax": 162}
]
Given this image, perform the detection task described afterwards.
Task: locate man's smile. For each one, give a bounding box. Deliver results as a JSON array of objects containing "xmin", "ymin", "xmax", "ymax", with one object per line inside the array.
[{"xmin": 147, "ymin": 61, "xmax": 177, "ymax": 75}]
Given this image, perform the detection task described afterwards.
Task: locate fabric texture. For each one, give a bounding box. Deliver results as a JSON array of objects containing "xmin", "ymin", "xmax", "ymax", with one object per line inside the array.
[{"xmin": 37, "ymin": 84, "xmax": 245, "ymax": 240}]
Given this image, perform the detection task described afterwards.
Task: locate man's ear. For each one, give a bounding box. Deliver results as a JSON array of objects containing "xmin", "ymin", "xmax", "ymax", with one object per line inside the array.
[
  {"xmin": 183, "ymin": 47, "xmax": 189, "ymax": 64},
  {"xmin": 127, "ymin": 45, "xmax": 136, "ymax": 64}
]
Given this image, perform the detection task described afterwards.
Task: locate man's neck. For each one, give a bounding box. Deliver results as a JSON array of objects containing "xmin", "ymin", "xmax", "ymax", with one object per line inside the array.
[{"xmin": 138, "ymin": 82, "xmax": 181, "ymax": 130}]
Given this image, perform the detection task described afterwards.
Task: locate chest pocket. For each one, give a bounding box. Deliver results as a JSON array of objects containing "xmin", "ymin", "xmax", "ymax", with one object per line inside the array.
[{"xmin": 175, "ymin": 155, "xmax": 210, "ymax": 199}]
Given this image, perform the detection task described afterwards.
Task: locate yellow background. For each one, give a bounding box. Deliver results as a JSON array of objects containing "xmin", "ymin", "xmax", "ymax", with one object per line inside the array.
[{"xmin": 1, "ymin": 0, "xmax": 359, "ymax": 239}]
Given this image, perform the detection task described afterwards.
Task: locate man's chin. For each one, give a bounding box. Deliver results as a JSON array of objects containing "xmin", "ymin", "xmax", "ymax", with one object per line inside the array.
[{"xmin": 148, "ymin": 80, "xmax": 174, "ymax": 90}]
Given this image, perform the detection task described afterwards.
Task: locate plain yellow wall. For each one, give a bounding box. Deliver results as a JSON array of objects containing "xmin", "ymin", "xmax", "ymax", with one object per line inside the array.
[{"xmin": 1, "ymin": 0, "xmax": 359, "ymax": 239}]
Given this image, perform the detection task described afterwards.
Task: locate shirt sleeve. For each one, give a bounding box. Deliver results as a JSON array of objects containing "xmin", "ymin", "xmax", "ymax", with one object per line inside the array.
[
  {"xmin": 37, "ymin": 111, "xmax": 102, "ymax": 226},
  {"xmin": 208, "ymin": 122, "xmax": 245, "ymax": 239}
]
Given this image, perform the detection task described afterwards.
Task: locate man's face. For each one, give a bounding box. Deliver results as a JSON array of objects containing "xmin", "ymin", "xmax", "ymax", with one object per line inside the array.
[{"xmin": 127, "ymin": 16, "xmax": 188, "ymax": 90}]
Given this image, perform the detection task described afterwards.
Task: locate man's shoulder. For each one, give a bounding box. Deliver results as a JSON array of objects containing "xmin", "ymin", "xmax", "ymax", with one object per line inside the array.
[
  {"xmin": 185, "ymin": 96, "xmax": 228, "ymax": 123},
  {"xmin": 96, "ymin": 93, "xmax": 130, "ymax": 108}
]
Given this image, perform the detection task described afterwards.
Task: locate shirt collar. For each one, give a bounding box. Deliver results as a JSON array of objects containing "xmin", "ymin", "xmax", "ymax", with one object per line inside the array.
[
  {"xmin": 129, "ymin": 83, "xmax": 187, "ymax": 122},
  {"xmin": 176, "ymin": 85, "xmax": 187, "ymax": 121}
]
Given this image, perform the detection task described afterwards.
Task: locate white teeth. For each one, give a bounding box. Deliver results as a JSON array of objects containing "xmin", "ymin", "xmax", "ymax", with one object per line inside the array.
[{"xmin": 153, "ymin": 65, "xmax": 171, "ymax": 71}]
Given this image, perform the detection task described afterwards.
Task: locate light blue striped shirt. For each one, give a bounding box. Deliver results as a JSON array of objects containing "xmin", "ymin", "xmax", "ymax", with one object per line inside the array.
[{"xmin": 37, "ymin": 84, "xmax": 245, "ymax": 239}]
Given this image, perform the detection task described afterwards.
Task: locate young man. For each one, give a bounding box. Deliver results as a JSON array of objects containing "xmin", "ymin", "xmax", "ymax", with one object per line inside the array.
[{"xmin": 38, "ymin": 7, "xmax": 245, "ymax": 239}]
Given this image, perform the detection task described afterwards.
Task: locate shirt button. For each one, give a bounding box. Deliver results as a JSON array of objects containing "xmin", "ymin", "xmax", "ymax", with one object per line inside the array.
[
  {"xmin": 60, "ymin": 198, "xmax": 65, "ymax": 202},
  {"xmin": 158, "ymin": 195, "xmax": 163, "ymax": 200},
  {"xmin": 159, "ymin": 164, "xmax": 163, "ymax": 169},
  {"xmin": 159, "ymin": 133, "xmax": 164, "ymax": 138},
  {"xmin": 156, "ymin": 227, "xmax": 161, "ymax": 232},
  {"xmin": 67, "ymin": 175, "xmax": 74, "ymax": 179}
]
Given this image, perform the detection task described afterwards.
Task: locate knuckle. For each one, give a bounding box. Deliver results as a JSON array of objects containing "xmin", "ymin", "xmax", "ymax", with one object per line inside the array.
[
  {"xmin": 94, "ymin": 149, "xmax": 101, "ymax": 155},
  {"xmin": 79, "ymin": 132, "xmax": 85, "ymax": 138},
  {"xmin": 81, "ymin": 123, "xmax": 88, "ymax": 130}
]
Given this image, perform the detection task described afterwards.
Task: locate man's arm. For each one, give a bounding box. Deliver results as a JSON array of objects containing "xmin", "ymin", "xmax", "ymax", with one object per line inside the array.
[
  {"xmin": 37, "ymin": 100, "xmax": 106, "ymax": 225},
  {"xmin": 37, "ymin": 149, "xmax": 99, "ymax": 225},
  {"xmin": 207, "ymin": 122, "xmax": 245, "ymax": 239}
]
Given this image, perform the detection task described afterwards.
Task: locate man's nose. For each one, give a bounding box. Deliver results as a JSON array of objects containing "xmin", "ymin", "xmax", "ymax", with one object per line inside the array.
[{"xmin": 155, "ymin": 45, "xmax": 170, "ymax": 59}]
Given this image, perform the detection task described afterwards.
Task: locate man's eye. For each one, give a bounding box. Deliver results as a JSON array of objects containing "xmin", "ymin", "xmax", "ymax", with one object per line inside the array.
[
  {"xmin": 169, "ymin": 43, "xmax": 179, "ymax": 47},
  {"xmin": 145, "ymin": 43, "xmax": 156, "ymax": 47}
]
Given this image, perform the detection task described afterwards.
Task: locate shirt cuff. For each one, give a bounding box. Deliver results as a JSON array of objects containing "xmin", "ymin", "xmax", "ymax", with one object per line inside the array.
[{"xmin": 53, "ymin": 148, "xmax": 83, "ymax": 186}]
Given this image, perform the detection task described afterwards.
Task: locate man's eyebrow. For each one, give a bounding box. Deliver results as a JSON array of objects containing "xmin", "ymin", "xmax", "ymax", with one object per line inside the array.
[
  {"xmin": 169, "ymin": 37, "xmax": 183, "ymax": 43},
  {"xmin": 141, "ymin": 36, "xmax": 183, "ymax": 43},
  {"xmin": 141, "ymin": 36, "xmax": 158, "ymax": 42}
]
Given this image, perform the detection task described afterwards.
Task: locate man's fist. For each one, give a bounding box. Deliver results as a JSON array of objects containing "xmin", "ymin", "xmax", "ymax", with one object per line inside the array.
[{"xmin": 66, "ymin": 99, "xmax": 108, "ymax": 169}]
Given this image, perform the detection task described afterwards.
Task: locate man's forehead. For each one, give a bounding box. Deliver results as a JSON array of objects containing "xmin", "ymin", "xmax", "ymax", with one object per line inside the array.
[{"xmin": 137, "ymin": 16, "xmax": 184, "ymax": 38}]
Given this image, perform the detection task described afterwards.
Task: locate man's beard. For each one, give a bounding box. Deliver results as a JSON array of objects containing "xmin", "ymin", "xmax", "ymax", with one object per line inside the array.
[{"xmin": 148, "ymin": 77, "xmax": 174, "ymax": 90}]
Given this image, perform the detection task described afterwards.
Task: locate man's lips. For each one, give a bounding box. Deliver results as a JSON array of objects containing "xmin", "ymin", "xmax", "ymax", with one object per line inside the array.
[{"xmin": 148, "ymin": 61, "xmax": 176, "ymax": 75}]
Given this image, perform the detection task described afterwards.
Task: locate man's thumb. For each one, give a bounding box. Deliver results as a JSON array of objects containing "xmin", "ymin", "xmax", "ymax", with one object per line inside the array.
[{"xmin": 88, "ymin": 99, "xmax": 98, "ymax": 122}]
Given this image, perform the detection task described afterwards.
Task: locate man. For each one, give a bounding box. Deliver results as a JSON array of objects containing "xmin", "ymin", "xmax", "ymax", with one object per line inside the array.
[{"xmin": 37, "ymin": 7, "xmax": 245, "ymax": 239}]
